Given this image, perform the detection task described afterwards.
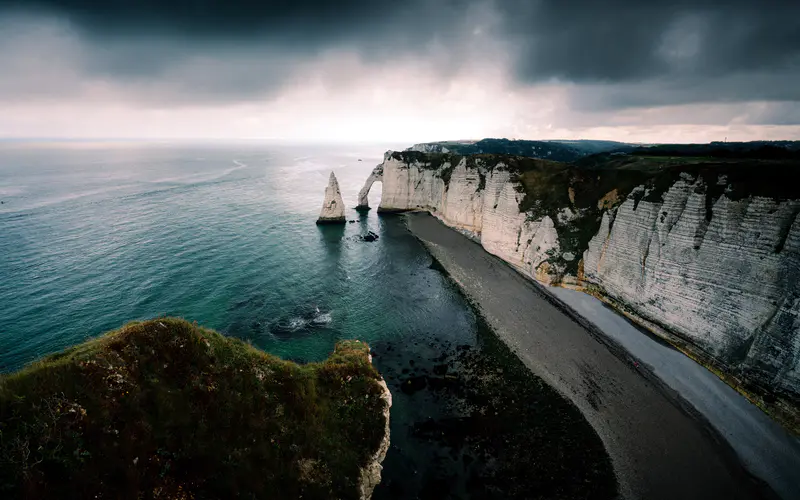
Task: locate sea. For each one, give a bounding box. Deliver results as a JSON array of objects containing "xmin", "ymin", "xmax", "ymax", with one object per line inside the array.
[
  {"xmin": 0, "ymin": 141, "xmax": 430, "ymax": 370},
  {"xmin": 0, "ymin": 141, "xmax": 615, "ymax": 499}
]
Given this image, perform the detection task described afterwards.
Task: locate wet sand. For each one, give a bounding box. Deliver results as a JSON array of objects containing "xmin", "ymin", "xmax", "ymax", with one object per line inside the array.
[{"xmin": 405, "ymin": 212, "xmax": 774, "ymax": 500}]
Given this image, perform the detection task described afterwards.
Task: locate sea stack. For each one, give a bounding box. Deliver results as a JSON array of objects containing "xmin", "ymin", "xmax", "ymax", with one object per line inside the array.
[{"xmin": 316, "ymin": 171, "xmax": 346, "ymax": 224}]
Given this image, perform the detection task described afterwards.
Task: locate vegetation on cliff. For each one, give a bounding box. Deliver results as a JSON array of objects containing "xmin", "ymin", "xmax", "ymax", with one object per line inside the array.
[
  {"xmin": 0, "ymin": 318, "xmax": 388, "ymax": 499},
  {"xmin": 476, "ymin": 146, "xmax": 799, "ymax": 277},
  {"xmin": 406, "ymin": 138, "xmax": 630, "ymax": 162}
]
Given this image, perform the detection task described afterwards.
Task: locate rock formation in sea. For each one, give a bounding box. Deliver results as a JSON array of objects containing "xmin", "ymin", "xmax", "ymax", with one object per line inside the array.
[
  {"xmin": 356, "ymin": 144, "xmax": 800, "ymax": 427},
  {"xmin": 356, "ymin": 163, "xmax": 383, "ymax": 211},
  {"xmin": 317, "ymin": 171, "xmax": 346, "ymax": 224}
]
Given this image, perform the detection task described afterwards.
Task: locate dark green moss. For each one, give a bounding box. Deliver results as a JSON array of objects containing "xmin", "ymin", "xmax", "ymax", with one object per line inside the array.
[{"xmin": 0, "ymin": 319, "xmax": 387, "ymax": 499}]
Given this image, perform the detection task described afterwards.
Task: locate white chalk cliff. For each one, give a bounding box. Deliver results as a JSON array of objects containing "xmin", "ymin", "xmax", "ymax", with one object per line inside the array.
[
  {"xmin": 317, "ymin": 171, "xmax": 346, "ymax": 224},
  {"xmin": 357, "ymin": 151, "xmax": 800, "ymax": 404}
]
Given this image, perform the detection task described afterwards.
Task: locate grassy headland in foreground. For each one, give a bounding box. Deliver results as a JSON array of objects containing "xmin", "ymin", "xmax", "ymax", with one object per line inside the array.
[{"xmin": 0, "ymin": 318, "xmax": 388, "ymax": 499}]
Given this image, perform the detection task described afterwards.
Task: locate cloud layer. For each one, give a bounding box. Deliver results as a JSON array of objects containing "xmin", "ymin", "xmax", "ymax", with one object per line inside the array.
[{"xmin": 0, "ymin": 0, "xmax": 798, "ymax": 140}]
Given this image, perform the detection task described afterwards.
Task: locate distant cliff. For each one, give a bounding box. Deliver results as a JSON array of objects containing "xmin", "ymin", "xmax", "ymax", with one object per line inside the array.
[
  {"xmin": 357, "ymin": 147, "xmax": 800, "ymax": 429},
  {"xmin": 405, "ymin": 138, "xmax": 632, "ymax": 162},
  {"xmin": 0, "ymin": 319, "xmax": 391, "ymax": 499}
]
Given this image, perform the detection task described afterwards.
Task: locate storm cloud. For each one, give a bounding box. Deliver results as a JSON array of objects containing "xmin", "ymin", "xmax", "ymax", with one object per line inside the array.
[{"xmin": 0, "ymin": 0, "xmax": 798, "ymax": 140}]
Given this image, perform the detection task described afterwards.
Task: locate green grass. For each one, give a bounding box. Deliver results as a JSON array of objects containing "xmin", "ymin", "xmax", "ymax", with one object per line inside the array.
[{"xmin": 0, "ymin": 318, "xmax": 387, "ymax": 499}]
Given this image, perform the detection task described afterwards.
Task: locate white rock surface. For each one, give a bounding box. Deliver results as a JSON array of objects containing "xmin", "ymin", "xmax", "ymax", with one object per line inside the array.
[
  {"xmin": 356, "ymin": 164, "xmax": 383, "ymax": 209},
  {"xmin": 358, "ymin": 377, "xmax": 392, "ymax": 500},
  {"xmin": 406, "ymin": 142, "xmax": 452, "ymax": 153},
  {"xmin": 583, "ymin": 175, "xmax": 800, "ymax": 393},
  {"xmin": 356, "ymin": 152, "xmax": 800, "ymax": 396},
  {"xmin": 317, "ymin": 171, "xmax": 346, "ymax": 224},
  {"xmin": 356, "ymin": 153, "xmax": 562, "ymax": 279},
  {"xmin": 378, "ymin": 155, "xmax": 446, "ymax": 211}
]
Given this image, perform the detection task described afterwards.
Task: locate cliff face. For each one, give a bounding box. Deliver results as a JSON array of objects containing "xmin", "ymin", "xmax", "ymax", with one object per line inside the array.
[
  {"xmin": 583, "ymin": 178, "xmax": 800, "ymax": 394},
  {"xmin": 358, "ymin": 151, "xmax": 800, "ymax": 403}
]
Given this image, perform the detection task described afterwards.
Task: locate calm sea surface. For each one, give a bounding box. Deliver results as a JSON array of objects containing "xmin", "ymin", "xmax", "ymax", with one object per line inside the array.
[
  {"xmin": 0, "ymin": 142, "xmax": 615, "ymax": 498},
  {"xmin": 0, "ymin": 141, "xmax": 427, "ymax": 369}
]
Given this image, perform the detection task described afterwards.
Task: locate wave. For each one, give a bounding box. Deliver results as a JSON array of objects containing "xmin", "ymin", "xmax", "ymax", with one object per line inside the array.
[
  {"xmin": 270, "ymin": 306, "xmax": 333, "ymax": 336},
  {"xmin": 149, "ymin": 160, "xmax": 247, "ymax": 185}
]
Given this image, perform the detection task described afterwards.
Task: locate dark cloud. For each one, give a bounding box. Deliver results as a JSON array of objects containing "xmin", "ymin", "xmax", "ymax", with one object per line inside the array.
[
  {"xmin": 0, "ymin": 0, "xmax": 799, "ymax": 117},
  {"xmin": 6, "ymin": 1, "xmax": 797, "ymax": 78},
  {"xmin": 0, "ymin": 0, "xmax": 484, "ymax": 104},
  {"xmin": 0, "ymin": 0, "xmax": 472, "ymax": 52},
  {"xmin": 498, "ymin": 0, "xmax": 800, "ymax": 82},
  {"xmin": 496, "ymin": 0, "xmax": 800, "ymax": 115}
]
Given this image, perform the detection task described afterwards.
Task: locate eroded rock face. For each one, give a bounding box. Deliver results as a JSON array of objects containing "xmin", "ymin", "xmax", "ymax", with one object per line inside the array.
[
  {"xmin": 583, "ymin": 178, "xmax": 800, "ymax": 394},
  {"xmin": 358, "ymin": 377, "xmax": 392, "ymax": 500},
  {"xmin": 357, "ymin": 153, "xmax": 562, "ymax": 279},
  {"xmin": 357, "ymin": 151, "xmax": 800, "ymax": 399},
  {"xmin": 317, "ymin": 171, "xmax": 346, "ymax": 224},
  {"xmin": 356, "ymin": 164, "xmax": 384, "ymax": 210}
]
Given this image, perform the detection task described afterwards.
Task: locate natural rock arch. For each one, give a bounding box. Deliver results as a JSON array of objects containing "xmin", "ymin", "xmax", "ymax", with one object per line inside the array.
[{"xmin": 355, "ymin": 164, "xmax": 384, "ymax": 211}]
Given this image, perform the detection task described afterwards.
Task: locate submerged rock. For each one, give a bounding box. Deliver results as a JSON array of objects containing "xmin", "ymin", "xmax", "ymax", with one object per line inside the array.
[
  {"xmin": 354, "ymin": 231, "xmax": 379, "ymax": 242},
  {"xmin": 316, "ymin": 171, "xmax": 346, "ymax": 224}
]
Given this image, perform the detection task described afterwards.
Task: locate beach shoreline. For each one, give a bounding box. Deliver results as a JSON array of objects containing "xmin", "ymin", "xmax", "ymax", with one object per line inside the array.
[{"xmin": 404, "ymin": 211, "xmax": 775, "ymax": 500}]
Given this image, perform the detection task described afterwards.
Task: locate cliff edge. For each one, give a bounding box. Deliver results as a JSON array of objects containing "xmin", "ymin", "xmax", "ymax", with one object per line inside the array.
[{"xmin": 0, "ymin": 318, "xmax": 390, "ymax": 499}]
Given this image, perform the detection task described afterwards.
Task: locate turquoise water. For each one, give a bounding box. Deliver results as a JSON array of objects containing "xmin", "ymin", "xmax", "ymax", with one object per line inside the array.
[
  {"xmin": 0, "ymin": 142, "xmax": 615, "ymax": 498},
  {"xmin": 0, "ymin": 142, "xmax": 469, "ymax": 369}
]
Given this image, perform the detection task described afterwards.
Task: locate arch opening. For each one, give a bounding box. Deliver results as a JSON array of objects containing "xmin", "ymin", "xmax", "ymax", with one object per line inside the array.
[{"xmin": 355, "ymin": 164, "xmax": 384, "ymax": 212}]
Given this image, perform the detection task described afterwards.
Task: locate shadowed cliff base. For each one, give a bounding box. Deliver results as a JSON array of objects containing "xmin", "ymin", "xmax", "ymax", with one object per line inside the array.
[
  {"xmin": 405, "ymin": 212, "xmax": 776, "ymax": 500},
  {"xmin": 370, "ymin": 273, "xmax": 617, "ymax": 499},
  {"xmin": 0, "ymin": 319, "xmax": 389, "ymax": 499}
]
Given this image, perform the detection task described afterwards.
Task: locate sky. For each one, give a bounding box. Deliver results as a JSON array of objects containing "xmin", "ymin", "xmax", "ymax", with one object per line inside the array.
[{"xmin": 0, "ymin": 0, "xmax": 798, "ymax": 143}]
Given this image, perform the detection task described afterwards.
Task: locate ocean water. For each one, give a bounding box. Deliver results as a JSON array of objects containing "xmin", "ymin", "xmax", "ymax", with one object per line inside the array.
[
  {"xmin": 0, "ymin": 141, "xmax": 421, "ymax": 368},
  {"xmin": 0, "ymin": 142, "xmax": 615, "ymax": 498}
]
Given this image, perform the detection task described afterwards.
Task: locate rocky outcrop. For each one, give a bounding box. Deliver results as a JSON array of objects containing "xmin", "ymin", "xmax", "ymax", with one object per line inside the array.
[
  {"xmin": 357, "ymin": 151, "xmax": 800, "ymax": 409},
  {"xmin": 317, "ymin": 171, "xmax": 346, "ymax": 224},
  {"xmin": 358, "ymin": 377, "xmax": 392, "ymax": 500},
  {"xmin": 0, "ymin": 319, "xmax": 392, "ymax": 499},
  {"xmin": 356, "ymin": 163, "xmax": 384, "ymax": 211}
]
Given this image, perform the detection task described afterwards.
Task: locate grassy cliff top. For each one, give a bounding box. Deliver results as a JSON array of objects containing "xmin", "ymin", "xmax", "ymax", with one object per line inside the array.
[{"xmin": 0, "ymin": 318, "xmax": 388, "ymax": 499}]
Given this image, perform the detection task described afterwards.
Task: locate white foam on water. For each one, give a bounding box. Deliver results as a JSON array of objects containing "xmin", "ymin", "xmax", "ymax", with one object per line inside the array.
[{"xmin": 311, "ymin": 312, "xmax": 332, "ymax": 325}]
